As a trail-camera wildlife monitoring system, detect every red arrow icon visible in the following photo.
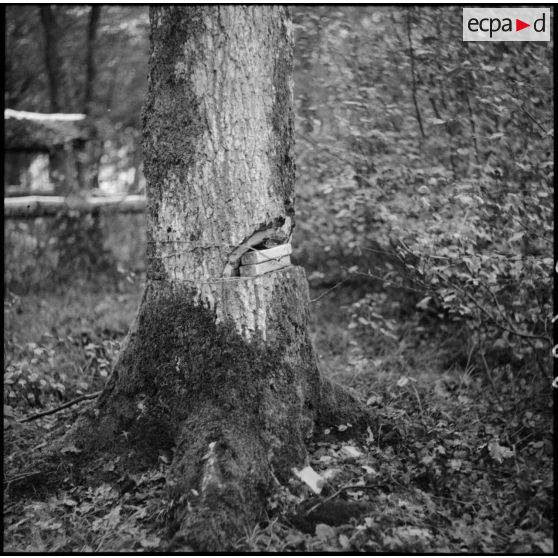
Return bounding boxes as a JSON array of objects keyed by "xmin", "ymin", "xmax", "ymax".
[{"xmin": 516, "ymin": 18, "xmax": 530, "ymax": 31}]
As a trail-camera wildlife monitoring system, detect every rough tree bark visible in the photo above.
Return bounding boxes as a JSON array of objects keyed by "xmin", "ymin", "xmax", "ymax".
[{"xmin": 70, "ymin": 6, "xmax": 369, "ymax": 551}]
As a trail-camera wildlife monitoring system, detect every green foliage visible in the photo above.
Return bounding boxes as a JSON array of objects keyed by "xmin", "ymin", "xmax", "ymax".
[
  {"xmin": 4, "ymin": 283, "xmax": 552, "ymax": 552},
  {"xmin": 3, "ymin": 471, "xmax": 166, "ymax": 552},
  {"xmin": 293, "ymin": 6, "xmax": 552, "ymax": 379},
  {"xmin": 3, "ymin": 287, "xmax": 138, "ymax": 413},
  {"xmin": 3, "ymin": 6, "xmax": 553, "ymax": 553}
]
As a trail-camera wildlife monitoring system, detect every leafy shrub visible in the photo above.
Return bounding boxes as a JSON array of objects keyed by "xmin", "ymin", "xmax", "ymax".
[{"xmin": 293, "ymin": 6, "xmax": 552, "ymax": 378}]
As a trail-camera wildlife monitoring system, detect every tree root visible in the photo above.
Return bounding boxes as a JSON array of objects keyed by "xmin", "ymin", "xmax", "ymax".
[
  {"xmin": 316, "ymin": 376, "xmax": 374, "ymax": 432},
  {"xmin": 39, "ymin": 271, "xmax": 375, "ymax": 550}
]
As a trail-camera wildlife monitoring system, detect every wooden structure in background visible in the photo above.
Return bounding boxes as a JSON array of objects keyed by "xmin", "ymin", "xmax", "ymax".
[
  {"xmin": 4, "ymin": 109, "xmax": 91, "ymax": 196},
  {"xmin": 4, "ymin": 194, "xmax": 146, "ymax": 219}
]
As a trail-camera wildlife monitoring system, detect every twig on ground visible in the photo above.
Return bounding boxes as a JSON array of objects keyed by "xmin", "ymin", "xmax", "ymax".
[
  {"xmin": 411, "ymin": 383, "xmax": 426, "ymax": 425},
  {"xmin": 430, "ymin": 494, "xmax": 478, "ymax": 508},
  {"xmin": 304, "ymin": 483, "xmax": 377, "ymax": 516},
  {"xmin": 81, "ymin": 356, "xmax": 95, "ymax": 376},
  {"xmin": 19, "ymin": 391, "xmax": 101, "ymax": 423},
  {"xmin": 520, "ymin": 103, "xmax": 548, "ymax": 135},
  {"xmin": 3, "ymin": 470, "xmax": 44, "ymax": 486}
]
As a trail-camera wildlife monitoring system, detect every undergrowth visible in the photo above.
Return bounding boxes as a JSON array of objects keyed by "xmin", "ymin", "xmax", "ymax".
[{"xmin": 3, "ymin": 278, "xmax": 553, "ymax": 553}]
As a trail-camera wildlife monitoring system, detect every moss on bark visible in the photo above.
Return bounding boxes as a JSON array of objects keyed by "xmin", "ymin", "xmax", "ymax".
[
  {"xmin": 56, "ymin": 7, "xmax": 374, "ymax": 550},
  {"xmin": 64, "ymin": 269, "xmax": 371, "ymax": 550}
]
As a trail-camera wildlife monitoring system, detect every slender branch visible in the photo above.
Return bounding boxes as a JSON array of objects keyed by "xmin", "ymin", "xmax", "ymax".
[
  {"xmin": 3, "ymin": 470, "xmax": 44, "ymax": 486},
  {"xmin": 406, "ymin": 9, "xmax": 426, "ymax": 139},
  {"xmin": 478, "ymin": 281, "xmax": 550, "ymax": 343},
  {"xmin": 480, "ymin": 350, "xmax": 502, "ymax": 404},
  {"xmin": 459, "ymin": 57, "xmax": 481, "ymax": 173},
  {"xmin": 19, "ymin": 391, "xmax": 101, "ymax": 423},
  {"xmin": 353, "ymin": 269, "xmax": 426, "ymax": 294},
  {"xmin": 391, "ymin": 239, "xmax": 551, "ymax": 344},
  {"xmin": 39, "ymin": 6, "xmax": 61, "ymax": 112},
  {"xmin": 465, "ymin": 85, "xmax": 480, "ymax": 170},
  {"xmin": 83, "ymin": 6, "xmax": 101, "ymax": 115},
  {"xmin": 310, "ymin": 279, "xmax": 350, "ymax": 303},
  {"xmin": 304, "ymin": 484, "xmax": 377, "ymax": 516},
  {"xmin": 436, "ymin": 272, "xmax": 550, "ymax": 343},
  {"xmin": 520, "ymin": 103, "xmax": 548, "ymax": 135}
]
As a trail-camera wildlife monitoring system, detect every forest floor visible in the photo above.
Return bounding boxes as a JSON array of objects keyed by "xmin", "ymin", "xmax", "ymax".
[{"xmin": 3, "ymin": 276, "xmax": 554, "ymax": 553}]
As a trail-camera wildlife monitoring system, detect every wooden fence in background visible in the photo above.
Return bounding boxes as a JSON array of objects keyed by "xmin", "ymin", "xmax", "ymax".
[{"xmin": 4, "ymin": 195, "xmax": 146, "ymax": 219}]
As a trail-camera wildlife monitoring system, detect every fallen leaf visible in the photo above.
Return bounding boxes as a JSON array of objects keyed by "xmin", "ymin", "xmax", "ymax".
[
  {"xmin": 285, "ymin": 532, "xmax": 305, "ymax": 548},
  {"xmin": 488, "ymin": 440, "xmax": 514, "ymax": 463},
  {"xmin": 395, "ymin": 526, "xmax": 433, "ymax": 541},
  {"xmin": 322, "ymin": 467, "xmax": 342, "ymax": 481},
  {"xmin": 341, "ymin": 446, "xmax": 362, "ymax": 459},
  {"xmin": 396, "ymin": 377, "xmax": 409, "ymax": 387},
  {"xmin": 338, "ymin": 533, "xmax": 350, "ymax": 549},
  {"xmin": 421, "ymin": 454, "xmax": 434, "ymax": 466},
  {"xmin": 315, "ymin": 523, "xmax": 336, "ymax": 542},
  {"xmin": 60, "ymin": 444, "xmax": 82, "ymax": 455},
  {"xmin": 449, "ymin": 458, "xmax": 462, "ymax": 471},
  {"xmin": 366, "ymin": 395, "xmax": 382, "ymax": 406},
  {"xmin": 92, "ymin": 505, "xmax": 121, "ymax": 532},
  {"xmin": 534, "ymin": 538, "xmax": 553, "ymax": 553},
  {"xmin": 140, "ymin": 535, "xmax": 161, "ymax": 548},
  {"xmin": 78, "ymin": 502, "xmax": 93, "ymax": 514}
]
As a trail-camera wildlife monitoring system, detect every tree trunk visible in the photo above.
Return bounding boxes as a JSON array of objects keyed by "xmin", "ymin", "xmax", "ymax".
[
  {"xmin": 72, "ymin": 6, "xmax": 369, "ymax": 550},
  {"xmin": 39, "ymin": 6, "xmax": 61, "ymax": 113},
  {"xmin": 39, "ymin": 5, "xmax": 79, "ymax": 195},
  {"xmin": 83, "ymin": 6, "xmax": 101, "ymax": 115},
  {"xmin": 81, "ymin": 6, "xmax": 102, "ymax": 190}
]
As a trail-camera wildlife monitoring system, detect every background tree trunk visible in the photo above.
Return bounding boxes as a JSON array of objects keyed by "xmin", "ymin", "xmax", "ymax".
[
  {"xmin": 40, "ymin": 6, "xmax": 74, "ymax": 194},
  {"xmin": 73, "ymin": 6, "xmax": 368, "ymax": 550},
  {"xmin": 80, "ymin": 5, "xmax": 102, "ymax": 191},
  {"xmin": 83, "ymin": 6, "xmax": 101, "ymax": 115},
  {"xmin": 39, "ymin": 6, "xmax": 61, "ymax": 113}
]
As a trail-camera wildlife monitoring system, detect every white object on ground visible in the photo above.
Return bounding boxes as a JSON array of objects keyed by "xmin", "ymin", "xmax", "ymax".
[
  {"xmin": 341, "ymin": 445, "xmax": 363, "ymax": 459},
  {"xmin": 292, "ymin": 465, "xmax": 326, "ymax": 494}
]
